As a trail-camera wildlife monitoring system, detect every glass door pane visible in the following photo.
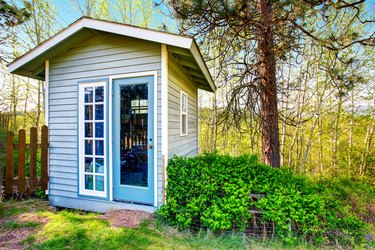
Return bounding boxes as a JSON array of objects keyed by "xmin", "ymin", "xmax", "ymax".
[{"xmin": 119, "ymin": 84, "xmax": 148, "ymax": 187}]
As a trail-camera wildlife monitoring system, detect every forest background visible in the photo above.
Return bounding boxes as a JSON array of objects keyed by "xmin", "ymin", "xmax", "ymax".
[{"xmin": 0, "ymin": 0, "xmax": 374, "ymax": 183}]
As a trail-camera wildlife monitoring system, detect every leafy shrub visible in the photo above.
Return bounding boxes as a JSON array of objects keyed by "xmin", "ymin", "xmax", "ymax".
[
  {"xmin": 35, "ymin": 188, "xmax": 48, "ymax": 200},
  {"xmin": 157, "ymin": 152, "xmax": 369, "ymax": 246}
]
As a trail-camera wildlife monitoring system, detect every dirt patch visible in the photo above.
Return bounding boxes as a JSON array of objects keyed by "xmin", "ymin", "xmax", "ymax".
[
  {"xmin": 16, "ymin": 213, "xmax": 49, "ymax": 225},
  {"xmin": 100, "ymin": 210, "xmax": 152, "ymax": 228},
  {"xmin": 0, "ymin": 209, "xmax": 50, "ymax": 249},
  {"xmin": 0, "ymin": 228, "xmax": 34, "ymax": 250},
  {"xmin": 0, "ymin": 213, "xmax": 49, "ymax": 250},
  {"xmin": 0, "ymin": 212, "xmax": 50, "ymax": 229},
  {"xmin": 364, "ymin": 202, "xmax": 375, "ymax": 223}
]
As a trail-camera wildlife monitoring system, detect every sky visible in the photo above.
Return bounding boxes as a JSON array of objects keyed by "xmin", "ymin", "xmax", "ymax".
[{"xmin": 51, "ymin": 0, "xmax": 178, "ymax": 32}]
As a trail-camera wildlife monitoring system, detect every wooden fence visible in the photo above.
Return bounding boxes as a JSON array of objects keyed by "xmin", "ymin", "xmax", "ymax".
[{"xmin": 1, "ymin": 126, "xmax": 48, "ymax": 196}]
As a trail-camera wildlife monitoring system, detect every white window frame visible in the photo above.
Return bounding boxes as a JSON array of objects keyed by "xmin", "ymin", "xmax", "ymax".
[
  {"xmin": 180, "ymin": 90, "xmax": 188, "ymax": 136},
  {"xmin": 78, "ymin": 81, "xmax": 107, "ymax": 198}
]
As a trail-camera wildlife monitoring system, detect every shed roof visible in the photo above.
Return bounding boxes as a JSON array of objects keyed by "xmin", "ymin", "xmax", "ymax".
[{"xmin": 8, "ymin": 17, "xmax": 215, "ymax": 92}]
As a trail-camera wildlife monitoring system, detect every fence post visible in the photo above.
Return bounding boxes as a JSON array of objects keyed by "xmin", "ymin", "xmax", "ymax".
[
  {"xmin": 5, "ymin": 132, "xmax": 14, "ymax": 195},
  {"xmin": 18, "ymin": 129, "xmax": 26, "ymax": 193},
  {"xmin": 41, "ymin": 125, "xmax": 48, "ymax": 191},
  {"xmin": 29, "ymin": 127, "xmax": 37, "ymax": 193}
]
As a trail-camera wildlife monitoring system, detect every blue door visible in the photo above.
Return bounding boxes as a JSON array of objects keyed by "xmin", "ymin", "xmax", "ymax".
[{"xmin": 113, "ymin": 76, "xmax": 154, "ymax": 204}]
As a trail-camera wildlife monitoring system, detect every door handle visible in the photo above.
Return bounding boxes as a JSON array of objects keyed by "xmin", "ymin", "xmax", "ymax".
[{"xmin": 147, "ymin": 144, "xmax": 153, "ymax": 149}]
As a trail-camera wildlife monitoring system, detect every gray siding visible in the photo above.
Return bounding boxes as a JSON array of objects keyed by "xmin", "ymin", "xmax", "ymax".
[
  {"xmin": 48, "ymin": 33, "xmax": 163, "ymax": 206},
  {"xmin": 168, "ymin": 55, "xmax": 198, "ymax": 157}
]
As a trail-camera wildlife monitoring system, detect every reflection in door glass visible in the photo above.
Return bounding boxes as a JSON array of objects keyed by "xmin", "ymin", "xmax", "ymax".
[{"xmin": 120, "ymin": 84, "xmax": 148, "ymax": 187}]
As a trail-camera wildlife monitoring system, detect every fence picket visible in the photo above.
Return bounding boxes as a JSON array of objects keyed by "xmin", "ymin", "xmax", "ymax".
[
  {"xmin": 41, "ymin": 125, "xmax": 48, "ymax": 191},
  {"xmin": 2, "ymin": 126, "xmax": 48, "ymax": 196},
  {"xmin": 17, "ymin": 129, "xmax": 26, "ymax": 193},
  {"xmin": 5, "ymin": 132, "xmax": 14, "ymax": 195},
  {"xmin": 29, "ymin": 127, "xmax": 37, "ymax": 193}
]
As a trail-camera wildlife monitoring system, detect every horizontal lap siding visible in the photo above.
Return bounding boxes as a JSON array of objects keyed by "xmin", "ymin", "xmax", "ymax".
[
  {"xmin": 168, "ymin": 56, "xmax": 198, "ymax": 157},
  {"xmin": 48, "ymin": 33, "xmax": 162, "ymax": 202}
]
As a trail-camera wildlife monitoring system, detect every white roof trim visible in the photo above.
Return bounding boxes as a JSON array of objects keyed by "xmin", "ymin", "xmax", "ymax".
[
  {"xmin": 84, "ymin": 19, "xmax": 193, "ymax": 49},
  {"xmin": 8, "ymin": 17, "xmax": 193, "ymax": 73},
  {"xmin": 9, "ymin": 20, "xmax": 82, "ymax": 73},
  {"xmin": 8, "ymin": 17, "xmax": 215, "ymax": 92}
]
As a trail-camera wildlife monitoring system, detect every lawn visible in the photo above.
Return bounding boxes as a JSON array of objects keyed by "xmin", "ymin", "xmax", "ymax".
[{"xmin": 0, "ymin": 199, "xmax": 328, "ymax": 250}]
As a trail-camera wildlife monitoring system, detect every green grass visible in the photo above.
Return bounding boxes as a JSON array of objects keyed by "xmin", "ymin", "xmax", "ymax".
[
  {"xmin": 3, "ymin": 220, "xmax": 41, "ymax": 229},
  {"xmin": 28, "ymin": 210, "xmax": 260, "ymax": 249},
  {"xmin": 0, "ymin": 199, "xmax": 337, "ymax": 249},
  {"xmin": 0, "ymin": 199, "xmax": 37, "ymax": 218}
]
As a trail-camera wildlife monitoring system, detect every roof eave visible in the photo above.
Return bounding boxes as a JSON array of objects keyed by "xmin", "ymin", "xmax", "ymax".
[
  {"xmin": 8, "ymin": 17, "xmax": 216, "ymax": 92},
  {"xmin": 189, "ymin": 42, "xmax": 216, "ymax": 92},
  {"xmin": 8, "ymin": 17, "xmax": 193, "ymax": 73}
]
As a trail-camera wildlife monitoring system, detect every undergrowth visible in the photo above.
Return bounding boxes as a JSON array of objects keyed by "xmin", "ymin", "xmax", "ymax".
[{"xmin": 157, "ymin": 152, "xmax": 374, "ymax": 247}]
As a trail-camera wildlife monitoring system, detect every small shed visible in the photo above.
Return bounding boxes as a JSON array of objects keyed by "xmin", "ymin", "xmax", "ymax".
[{"xmin": 8, "ymin": 17, "xmax": 215, "ymax": 212}]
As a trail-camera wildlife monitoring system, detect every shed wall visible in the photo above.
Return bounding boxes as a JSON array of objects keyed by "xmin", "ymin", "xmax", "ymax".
[
  {"xmin": 167, "ymin": 54, "xmax": 198, "ymax": 157},
  {"xmin": 47, "ymin": 33, "xmax": 163, "ymax": 206}
]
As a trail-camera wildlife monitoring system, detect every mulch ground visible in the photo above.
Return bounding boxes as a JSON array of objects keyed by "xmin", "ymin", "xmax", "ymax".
[
  {"xmin": 0, "ymin": 228, "xmax": 35, "ymax": 250},
  {"xmin": 0, "ymin": 212, "xmax": 50, "ymax": 250},
  {"xmin": 99, "ymin": 209, "xmax": 152, "ymax": 228}
]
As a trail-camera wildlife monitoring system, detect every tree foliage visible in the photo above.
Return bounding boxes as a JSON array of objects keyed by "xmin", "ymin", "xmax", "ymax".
[
  {"xmin": 168, "ymin": 0, "xmax": 375, "ymax": 167},
  {"xmin": 0, "ymin": 0, "xmax": 31, "ymax": 61},
  {"xmin": 0, "ymin": 0, "xmax": 31, "ymax": 29}
]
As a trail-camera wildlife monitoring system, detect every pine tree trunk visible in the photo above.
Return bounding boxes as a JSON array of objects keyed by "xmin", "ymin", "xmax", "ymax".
[{"xmin": 257, "ymin": 0, "xmax": 280, "ymax": 167}]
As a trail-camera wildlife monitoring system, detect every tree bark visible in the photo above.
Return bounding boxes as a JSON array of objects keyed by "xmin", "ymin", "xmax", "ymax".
[{"xmin": 257, "ymin": 0, "xmax": 280, "ymax": 167}]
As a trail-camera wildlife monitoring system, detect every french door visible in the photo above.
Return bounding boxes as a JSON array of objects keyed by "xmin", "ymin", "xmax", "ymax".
[{"xmin": 112, "ymin": 75, "xmax": 154, "ymax": 204}]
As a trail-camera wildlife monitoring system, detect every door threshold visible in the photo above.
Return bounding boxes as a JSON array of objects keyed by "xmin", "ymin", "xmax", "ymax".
[{"xmin": 113, "ymin": 199, "xmax": 154, "ymax": 207}]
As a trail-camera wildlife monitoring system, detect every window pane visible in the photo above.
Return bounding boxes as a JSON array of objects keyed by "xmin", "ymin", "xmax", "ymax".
[
  {"xmin": 95, "ymin": 175, "xmax": 104, "ymax": 191},
  {"xmin": 95, "ymin": 104, "xmax": 104, "ymax": 120},
  {"xmin": 85, "ymin": 175, "xmax": 94, "ymax": 190},
  {"xmin": 181, "ymin": 93, "xmax": 187, "ymax": 112},
  {"xmin": 95, "ymin": 86, "xmax": 104, "ymax": 102},
  {"xmin": 85, "ymin": 105, "xmax": 93, "ymax": 120},
  {"xmin": 119, "ymin": 84, "xmax": 148, "ymax": 187},
  {"xmin": 85, "ymin": 122, "xmax": 93, "ymax": 137},
  {"xmin": 81, "ymin": 84, "xmax": 106, "ymax": 195},
  {"xmin": 85, "ymin": 140, "xmax": 93, "ymax": 155},
  {"xmin": 85, "ymin": 87, "xmax": 93, "ymax": 103},
  {"xmin": 131, "ymin": 100, "xmax": 138, "ymax": 107},
  {"xmin": 95, "ymin": 158, "xmax": 104, "ymax": 173},
  {"xmin": 140, "ymin": 100, "xmax": 148, "ymax": 106},
  {"xmin": 95, "ymin": 122, "xmax": 104, "ymax": 138},
  {"xmin": 95, "ymin": 140, "xmax": 104, "ymax": 156},
  {"xmin": 85, "ymin": 157, "xmax": 93, "ymax": 172},
  {"xmin": 182, "ymin": 114, "xmax": 187, "ymax": 134}
]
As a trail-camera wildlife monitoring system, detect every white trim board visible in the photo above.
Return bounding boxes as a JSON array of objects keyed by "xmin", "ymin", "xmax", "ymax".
[
  {"xmin": 161, "ymin": 45, "xmax": 168, "ymax": 156},
  {"xmin": 44, "ymin": 60, "xmax": 50, "ymax": 195},
  {"xmin": 108, "ymin": 71, "xmax": 158, "ymax": 207},
  {"xmin": 44, "ymin": 60, "xmax": 49, "ymax": 125},
  {"xmin": 161, "ymin": 44, "xmax": 168, "ymax": 205}
]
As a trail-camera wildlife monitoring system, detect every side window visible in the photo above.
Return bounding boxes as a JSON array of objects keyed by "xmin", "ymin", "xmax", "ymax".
[
  {"xmin": 79, "ymin": 82, "xmax": 107, "ymax": 197},
  {"xmin": 180, "ymin": 91, "xmax": 188, "ymax": 136}
]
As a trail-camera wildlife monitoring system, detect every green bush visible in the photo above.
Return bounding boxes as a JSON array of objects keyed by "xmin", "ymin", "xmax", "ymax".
[{"xmin": 157, "ymin": 153, "xmax": 369, "ymax": 246}]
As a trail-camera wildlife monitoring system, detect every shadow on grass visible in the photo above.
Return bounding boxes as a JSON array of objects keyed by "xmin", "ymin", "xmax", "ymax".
[
  {"xmin": 28, "ymin": 211, "xmax": 180, "ymax": 249},
  {"xmin": 28, "ymin": 210, "xmax": 266, "ymax": 249}
]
